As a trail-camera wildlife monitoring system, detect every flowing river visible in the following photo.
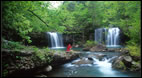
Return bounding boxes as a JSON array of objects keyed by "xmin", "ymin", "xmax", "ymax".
[{"xmin": 46, "ymin": 50, "xmax": 141, "ymax": 77}]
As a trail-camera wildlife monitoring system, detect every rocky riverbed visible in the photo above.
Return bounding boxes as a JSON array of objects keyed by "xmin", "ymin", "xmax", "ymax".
[
  {"xmin": 82, "ymin": 44, "xmax": 141, "ymax": 72},
  {"xmin": 82, "ymin": 44, "xmax": 128, "ymax": 53}
]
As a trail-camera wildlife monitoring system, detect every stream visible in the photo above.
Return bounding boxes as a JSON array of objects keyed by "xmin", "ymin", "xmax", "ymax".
[{"xmin": 46, "ymin": 48, "xmax": 141, "ymax": 77}]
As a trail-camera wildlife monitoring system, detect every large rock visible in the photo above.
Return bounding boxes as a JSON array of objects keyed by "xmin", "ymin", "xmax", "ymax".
[
  {"xmin": 72, "ymin": 58, "xmax": 93, "ymax": 65},
  {"xmin": 82, "ymin": 48, "xmax": 90, "ymax": 51},
  {"xmin": 123, "ymin": 56, "xmax": 132, "ymax": 62},
  {"xmin": 112, "ymin": 55, "xmax": 133, "ymax": 70},
  {"xmin": 37, "ymin": 65, "xmax": 52, "ymax": 74},
  {"xmin": 112, "ymin": 56, "xmax": 124, "ymax": 68},
  {"xmin": 87, "ymin": 54, "xmax": 106, "ymax": 61},
  {"xmin": 89, "ymin": 44, "xmax": 106, "ymax": 52}
]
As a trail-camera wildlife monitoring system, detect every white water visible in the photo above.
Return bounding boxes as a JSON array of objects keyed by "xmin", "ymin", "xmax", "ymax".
[
  {"xmin": 107, "ymin": 28, "xmax": 120, "ymax": 47},
  {"xmin": 62, "ymin": 56, "xmax": 119, "ymax": 77},
  {"xmin": 92, "ymin": 57, "xmax": 116, "ymax": 76},
  {"xmin": 95, "ymin": 27, "xmax": 120, "ymax": 47},
  {"xmin": 47, "ymin": 52, "xmax": 141, "ymax": 77},
  {"xmin": 47, "ymin": 32, "xmax": 64, "ymax": 48}
]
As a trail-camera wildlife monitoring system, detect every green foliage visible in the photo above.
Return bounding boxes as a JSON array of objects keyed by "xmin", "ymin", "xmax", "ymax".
[
  {"xmin": 118, "ymin": 61, "xmax": 126, "ymax": 70},
  {"xmin": 2, "ymin": 1, "xmax": 50, "ymax": 43},
  {"xmin": 126, "ymin": 45, "xmax": 140, "ymax": 57},
  {"xmin": 2, "ymin": 69, "xmax": 8, "ymax": 77},
  {"xmin": 33, "ymin": 47, "xmax": 53, "ymax": 62},
  {"xmin": 2, "ymin": 39, "xmax": 25, "ymax": 50},
  {"xmin": 131, "ymin": 61, "xmax": 140, "ymax": 71},
  {"xmin": 84, "ymin": 40, "xmax": 97, "ymax": 48},
  {"xmin": 2, "ymin": 1, "xmax": 140, "ymax": 47}
]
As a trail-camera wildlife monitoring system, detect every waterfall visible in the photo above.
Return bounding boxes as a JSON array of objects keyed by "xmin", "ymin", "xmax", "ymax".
[
  {"xmin": 95, "ymin": 27, "xmax": 120, "ymax": 47},
  {"xmin": 95, "ymin": 28, "xmax": 106, "ymax": 44},
  {"xmin": 47, "ymin": 32, "xmax": 64, "ymax": 48},
  {"xmin": 107, "ymin": 28, "xmax": 120, "ymax": 47}
]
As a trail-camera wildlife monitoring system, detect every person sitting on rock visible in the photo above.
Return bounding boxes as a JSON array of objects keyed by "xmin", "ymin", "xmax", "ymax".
[{"xmin": 66, "ymin": 44, "xmax": 72, "ymax": 52}]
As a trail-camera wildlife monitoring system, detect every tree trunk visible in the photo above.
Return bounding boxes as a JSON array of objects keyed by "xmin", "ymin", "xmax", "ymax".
[
  {"xmin": 82, "ymin": 31, "xmax": 85, "ymax": 43},
  {"xmin": 73, "ymin": 34, "xmax": 74, "ymax": 45}
]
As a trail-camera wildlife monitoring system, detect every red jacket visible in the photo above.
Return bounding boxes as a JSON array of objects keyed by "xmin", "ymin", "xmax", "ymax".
[{"xmin": 66, "ymin": 44, "xmax": 72, "ymax": 51}]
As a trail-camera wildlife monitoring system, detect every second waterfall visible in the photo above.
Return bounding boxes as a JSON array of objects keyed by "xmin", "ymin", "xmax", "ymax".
[{"xmin": 95, "ymin": 27, "xmax": 120, "ymax": 47}]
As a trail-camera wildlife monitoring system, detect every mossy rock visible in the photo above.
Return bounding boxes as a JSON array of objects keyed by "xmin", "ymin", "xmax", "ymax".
[{"xmin": 115, "ymin": 61, "xmax": 126, "ymax": 70}]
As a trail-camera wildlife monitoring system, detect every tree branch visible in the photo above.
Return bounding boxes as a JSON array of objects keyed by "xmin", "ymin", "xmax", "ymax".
[{"xmin": 28, "ymin": 9, "xmax": 49, "ymax": 27}]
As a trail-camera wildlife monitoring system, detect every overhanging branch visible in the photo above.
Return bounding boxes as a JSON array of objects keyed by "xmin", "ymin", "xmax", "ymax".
[{"xmin": 28, "ymin": 9, "xmax": 49, "ymax": 27}]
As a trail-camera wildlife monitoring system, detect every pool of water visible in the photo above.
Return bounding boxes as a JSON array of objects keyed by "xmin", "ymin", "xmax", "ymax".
[
  {"xmin": 46, "ymin": 51, "xmax": 141, "ymax": 77},
  {"xmin": 47, "ymin": 64, "xmax": 141, "ymax": 77}
]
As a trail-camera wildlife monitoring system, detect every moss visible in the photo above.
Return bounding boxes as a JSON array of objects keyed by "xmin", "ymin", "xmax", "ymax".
[
  {"xmin": 116, "ymin": 61, "xmax": 126, "ymax": 70},
  {"xmin": 131, "ymin": 61, "xmax": 141, "ymax": 71}
]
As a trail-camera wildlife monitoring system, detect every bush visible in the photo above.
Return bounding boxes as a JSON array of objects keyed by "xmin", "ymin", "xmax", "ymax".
[
  {"xmin": 84, "ymin": 40, "xmax": 97, "ymax": 48},
  {"xmin": 118, "ymin": 61, "xmax": 126, "ymax": 70},
  {"xmin": 33, "ymin": 47, "xmax": 53, "ymax": 63},
  {"xmin": 2, "ymin": 39, "xmax": 25, "ymax": 50},
  {"xmin": 126, "ymin": 45, "xmax": 140, "ymax": 57}
]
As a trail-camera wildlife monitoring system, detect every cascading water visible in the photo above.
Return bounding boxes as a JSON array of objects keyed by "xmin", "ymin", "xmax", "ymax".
[
  {"xmin": 95, "ymin": 27, "xmax": 120, "ymax": 47},
  {"xmin": 47, "ymin": 32, "xmax": 64, "ymax": 48},
  {"xmin": 46, "ymin": 52, "xmax": 140, "ymax": 77},
  {"xmin": 107, "ymin": 28, "xmax": 120, "ymax": 47},
  {"xmin": 95, "ymin": 28, "xmax": 105, "ymax": 44}
]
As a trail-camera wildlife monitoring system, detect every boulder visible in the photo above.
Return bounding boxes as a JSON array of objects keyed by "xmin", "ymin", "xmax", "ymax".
[
  {"xmin": 74, "ymin": 45, "xmax": 79, "ymax": 48},
  {"xmin": 123, "ymin": 56, "xmax": 132, "ymax": 62},
  {"xmin": 90, "ymin": 47, "xmax": 97, "ymax": 52},
  {"xmin": 87, "ymin": 54, "xmax": 106, "ymax": 61},
  {"xmin": 43, "ymin": 65, "xmax": 52, "ymax": 72},
  {"xmin": 95, "ymin": 54, "xmax": 107, "ymax": 61},
  {"xmin": 89, "ymin": 44, "xmax": 106, "ymax": 52},
  {"xmin": 121, "ymin": 56, "xmax": 133, "ymax": 68},
  {"xmin": 88, "ymin": 57, "xmax": 94, "ymax": 61},
  {"xmin": 72, "ymin": 58, "xmax": 93, "ymax": 65},
  {"xmin": 82, "ymin": 48, "xmax": 90, "ymax": 51},
  {"xmin": 131, "ymin": 61, "xmax": 141, "ymax": 71},
  {"xmin": 112, "ymin": 56, "xmax": 124, "ymax": 68},
  {"xmin": 107, "ymin": 48, "xmax": 115, "ymax": 52}
]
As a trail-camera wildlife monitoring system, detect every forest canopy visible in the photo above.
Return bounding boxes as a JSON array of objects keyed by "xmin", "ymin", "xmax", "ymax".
[{"xmin": 2, "ymin": 1, "xmax": 141, "ymax": 46}]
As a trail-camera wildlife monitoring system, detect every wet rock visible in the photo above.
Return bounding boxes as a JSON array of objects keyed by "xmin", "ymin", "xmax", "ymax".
[
  {"xmin": 88, "ymin": 57, "xmax": 94, "ymax": 61},
  {"xmin": 123, "ymin": 56, "xmax": 132, "ymax": 62},
  {"xmin": 43, "ymin": 65, "xmax": 52, "ymax": 72},
  {"xmin": 89, "ymin": 44, "xmax": 106, "ymax": 52},
  {"xmin": 87, "ymin": 54, "xmax": 106, "ymax": 61},
  {"xmin": 36, "ymin": 65, "xmax": 52, "ymax": 74},
  {"xmin": 96, "ymin": 54, "xmax": 107, "ymax": 61},
  {"xmin": 112, "ymin": 56, "xmax": 124, "ymax": 68},
  {"xmin": 108, "ymin": 56, "xmax": 118, "ymax": 63},
  {"xmin": 131, "ymin": 61, "xmax": 141, "ymax": 71},
  {"xmin": 82, "ymin": 48, "xmax": 90, "ymax": 51},
  {"xmin": 121, "ymin": 56, "xmax": 133, "ymax": 68},
  {"xmin": 107, "ymin": 48, "xmax": 115, "ymax": 52},
  {"xmin": 74, "ymin": 44, "xmax": 79, "ymax": 48},
  {"xmin": 72, "ymin": 58, "xmax": 93, "ymax": 65},
  {"xmin": 87, "ymin": 54, "xmax": 96, "ymax": 58}
]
